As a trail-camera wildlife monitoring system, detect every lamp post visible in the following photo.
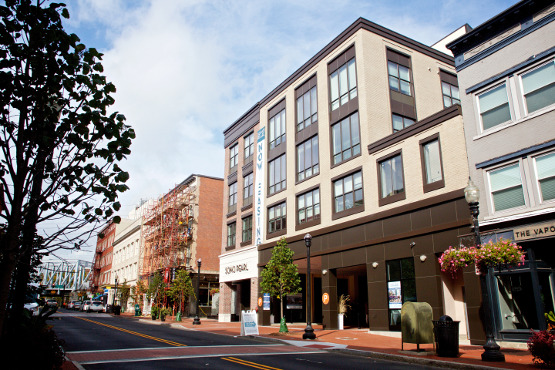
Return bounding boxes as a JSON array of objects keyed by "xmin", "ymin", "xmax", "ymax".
[
  {"xmin": 113, "ymin": 275, "xmax": 118, "ymax": 307},
  {"xmin": 464, "ymin": 178, "xmax": 505, "ymax": 362},
  {"xmin": 303, "ymin": 233, "xmax": 316, "ymax": 340},
  {"xmin": 193, "ymin": 258, "xmax": 202, "ymax": 325}
]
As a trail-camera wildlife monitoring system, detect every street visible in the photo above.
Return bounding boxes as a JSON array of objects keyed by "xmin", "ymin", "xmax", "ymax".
[{"xmin": 52, "ymin": 310, "xmax": 439, "ymax": 369}]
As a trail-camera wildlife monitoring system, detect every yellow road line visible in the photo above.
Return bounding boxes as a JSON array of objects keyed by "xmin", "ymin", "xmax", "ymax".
[
  {"xmin": 222, "ymin": 356, "xmax": 282, "ymax": 370},
  {"xmin": 75, "ymin": 316, "xmax": 186, "ymax": 347}
]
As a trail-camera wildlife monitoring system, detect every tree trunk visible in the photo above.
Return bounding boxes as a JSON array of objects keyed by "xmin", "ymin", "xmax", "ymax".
[{"xmin": 0, "ymin": 254, "xmax": 18, "ymax": 337}]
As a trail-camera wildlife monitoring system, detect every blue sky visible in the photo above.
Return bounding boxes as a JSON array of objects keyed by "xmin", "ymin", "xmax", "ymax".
[{"xmin": 55, "ymin": 0, "xmax": 519, "ymax": 261}]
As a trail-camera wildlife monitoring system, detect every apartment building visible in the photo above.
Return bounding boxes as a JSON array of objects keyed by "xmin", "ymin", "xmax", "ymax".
[
  {"xmin": 448, "ymin": 0, "xmax": 555, "ymax": 343},
  {"xmin": 219, "ymin": 105, "xmax": 260, "ymax": 322},
  {"xmin": 223, "ymin": 17, "xmax": 475, "ymax": 332},
  {"xmin": 140, "ymin": 174, "xmax": 224, "ymax": 317},
  {"xmin": 111, "ymin": 216, "xmax": 141, "ymax": 310},
  {"xmin": 91, "ymin": 218, "xmax": 133, "ymax": 303}
]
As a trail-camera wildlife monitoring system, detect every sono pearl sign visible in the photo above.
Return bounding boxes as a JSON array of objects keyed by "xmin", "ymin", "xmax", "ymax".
[{"xmin": 220, "ymin": 246, "xmax": 257, "ymax": 283}]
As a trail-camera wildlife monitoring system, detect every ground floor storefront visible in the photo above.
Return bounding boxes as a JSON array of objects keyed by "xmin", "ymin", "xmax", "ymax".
[{"xmin": 219, "ymin": 245, "xmax": 259, "ymax": 322}]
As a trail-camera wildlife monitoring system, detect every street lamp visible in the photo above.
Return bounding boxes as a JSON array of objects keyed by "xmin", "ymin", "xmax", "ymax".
[
  {"xmin": 193, "ymin": 258, "xmax": 202, "ymax": 325},
  {"xmin": 113, "ymin": 275, "xmax": 119, "ymax": 307},
  {"xmin": 464, "ymin": 178, "xmax": 505, "ymax": 362},
  {"xmin": 303, "ymin": 233, "xmax": 316, "ymax": 340}
]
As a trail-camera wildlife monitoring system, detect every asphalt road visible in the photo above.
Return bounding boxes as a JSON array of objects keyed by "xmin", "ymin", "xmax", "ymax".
[{"xmin": 52, "ymin": 310, "xmax": 438, "ymax": 369}]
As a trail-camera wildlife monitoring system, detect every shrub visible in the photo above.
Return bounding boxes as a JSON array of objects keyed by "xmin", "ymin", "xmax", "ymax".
[{"xmin": 527, "ymin": 330, "xmax": 555, "ymax": 368}]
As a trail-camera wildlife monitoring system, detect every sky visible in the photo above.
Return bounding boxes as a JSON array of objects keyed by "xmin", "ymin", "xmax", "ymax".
[{"xmin": 52, "ymin": 0, "xmax": 519, "ymax": 262}]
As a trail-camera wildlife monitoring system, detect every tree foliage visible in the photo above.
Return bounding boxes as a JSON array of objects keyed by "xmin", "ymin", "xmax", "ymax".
[
  {"xmin": 0, "ymin": 0, "xmax": 134, "ymax": 336},
  {"xmin": 167, "ymin": 269, "xmax": 193, "ymax": 314},
  {"xmin": 118, "ymin": 280, "xmax": 130, "ymax": 309},
  {"xmin": 147, "ymin": 272, "xmax": 166, "ymax": 307},
  {"xmin": 259, "ymin": 238, "xmax": 301, "ymax": 319}
]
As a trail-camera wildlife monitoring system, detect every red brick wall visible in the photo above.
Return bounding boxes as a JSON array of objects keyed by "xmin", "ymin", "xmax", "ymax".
[{"xmin": 196, "ymin": 176, "xmax": 224, "ymax": 274}]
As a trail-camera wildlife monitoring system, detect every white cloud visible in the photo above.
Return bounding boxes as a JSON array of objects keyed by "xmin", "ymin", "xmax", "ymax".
[{"xmin": 58, "ymin": 0, "xmax": 518, "ymax": 262}]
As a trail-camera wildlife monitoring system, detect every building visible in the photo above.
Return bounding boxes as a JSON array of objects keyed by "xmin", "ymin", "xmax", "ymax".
[
  {"xmin": 91, "ymin": 218, "xmax": 133, "ymax": 303},
  {"xmin": 219, "ymin": 105, "xmax": 260, "ymax": 322},
  {"xmin": 448, "ymin": 0, "xmax": 555, "ymax": 343},
  {"xmin": 224, "ymin": 17, "xmax": 474, "ymax": 332},
  {"xmin": 111, "ymin": 216, "xmax": 141, "ymax": 311},
  {"xmin": 139, "ymin": 174, "xmax": 223, "ymax": 317}
]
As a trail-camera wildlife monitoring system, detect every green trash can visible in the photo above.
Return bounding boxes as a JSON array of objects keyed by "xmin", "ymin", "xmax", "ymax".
[
  {"xmin": 176, "ymin": 311, "xmax": 182, "ymax": 322},
  {"xmin": 134, "ymin": 304, "xmax": 141, "ymax": 317}
]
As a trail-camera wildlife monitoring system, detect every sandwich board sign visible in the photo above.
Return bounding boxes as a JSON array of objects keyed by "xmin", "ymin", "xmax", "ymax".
[{"xmin": 240, "ymin": 310, "xmax": 259, "ymax": 336}]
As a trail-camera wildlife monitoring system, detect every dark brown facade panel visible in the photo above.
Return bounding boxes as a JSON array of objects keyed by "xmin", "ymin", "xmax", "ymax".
[
  {"xmin": 341, "ymin": 248, "xmax": 367, "ymax": 268},
  {"xmin": 415, "ymin": 275, "xmax": 443, "ymax": 308},
  {"xmin": 439, "ymin": 69, "xmax": 458, "ymax": 86},
  {"xmin": 410, "ymin": 208, "xmax": 433, "ymax": 230},
  {"xmin": 368, "ymin": 105, "xmax": 461, "ymax": 155},
  {"xmin": 295, "ymin": 122, "xmax": 318, "ymax": 145},
  {"xmin": 386, "ymin": 48, "xmax": 411, "ymax": 67},
  {"xmin": 364, "ymin": 221, "xmax": 384, "ymax": 241},
  {"xmin": 258, "ymin": 189, "xmax": 467, "ymax": 252},
  {"xmin": 295, "ymin": 73, "xmax": 317, "ymax": 98},
  {"xmin": 430, "ymin": 201, "xmax": 459, "ymax": 226},
  {"xmin": 414, "ymin": 250, "xmax": 440, "ymax": 277},
  {"xmin": 328, "ymin": 44, "xmax": 356, "ymax": 74},
  {"xmin": 382, "ymin": 213, "xmax": 412, "ymax": 238},
  {"xmin": 390, "ymin": 94, "xmax": 416, "ymax": 119},
  {"xmin": 268, "ymin": 98, "xmax": 286, "ymax": 118},
  {"xmin": 410, "ymin": 234, "xmax": 435, "ymax": 256},
  {"xmin": 340, "ymin": 224, "xmax": 366, "ymax": 246},
  {"xmin": 383, "ymin": 239, "xmax": 411, "ymax": 260},
  {"xmin": 365, "ymin": 244, "xmax": 386, "ymax": 266},
  {"xmin": 242, "ymin": 161, "xmax": 253, "ymax": 175},
  {"xmin": 227, "ymin": 171, "xmax": 237, "ymax": 184},
  {"xmin": 368, "ymin": 309, "xmax": 390, "ymax": 331},
  {"xmin": 329, "ymin": 98, "xmax": 358, "ymax": 124}
]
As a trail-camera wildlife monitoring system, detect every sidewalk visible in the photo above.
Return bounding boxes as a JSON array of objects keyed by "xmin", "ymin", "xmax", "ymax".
[{"xmin": 123, "ymin": 313, "xmax": 537, "ymax": 369}]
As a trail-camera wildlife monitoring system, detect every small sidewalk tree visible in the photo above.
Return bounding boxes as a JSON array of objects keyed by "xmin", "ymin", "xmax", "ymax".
[
  {"xmin": 260, "ymin": 238, "xmax": 301, "ymax": 332},
  {"xmin": 168, "ymin": 269, "xmax": 193, "ymax": 319}
]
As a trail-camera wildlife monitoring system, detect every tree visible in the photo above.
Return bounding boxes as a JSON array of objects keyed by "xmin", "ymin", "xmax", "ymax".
[
  {"xmin": 118, "ymin": 280, "xmax": 130, "ymax": 309},
  {"xmin": 133, "ymin": 279, "xmax": 147, "ymax": 308},
  {"xmin": 0, "ymin": 0, "xmax": 134, "ymax": 335},
  {"xmin": 147, "ymin": 272, "xmax": 166, "ymax": 308},
  {"xmin": 167, "ymin": 269, "xmax": 193, "ymax": 314},
  {"xmin": 260, "ymin": 238, "xmax": 301, "ymax": 321}
]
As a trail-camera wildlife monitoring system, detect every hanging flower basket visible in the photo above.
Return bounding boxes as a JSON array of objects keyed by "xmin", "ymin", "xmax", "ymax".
[
  {"xmin": 438, "ymin": 239, "xmax": 525, "ymax": 278},
  {"xmin": 474, "ymin": 238, "xmax": 525, "ymax": 273},
  {"xmin": 438, "ymin": 246, "xmax": 476, "ymax": 278}
]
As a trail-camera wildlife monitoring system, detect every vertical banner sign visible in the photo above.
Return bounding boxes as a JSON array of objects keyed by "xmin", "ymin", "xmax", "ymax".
[{"xmin": 254, "ymin": 127, "xmax": 266, "ymax": 247}]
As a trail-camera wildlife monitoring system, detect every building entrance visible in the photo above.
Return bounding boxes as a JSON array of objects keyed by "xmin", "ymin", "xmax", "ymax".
[{"xmin": 336, "ymin": 265, "xmax": 368, "ymax": 328}]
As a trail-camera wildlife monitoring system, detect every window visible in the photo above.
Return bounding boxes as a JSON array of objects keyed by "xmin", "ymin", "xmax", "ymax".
[
  {"xmin": 298, "ymin": 189, "xmax": 320, "ymax": 224},
  {"xmin": 478, "ymin": 83, "xmax": 511, "ymax": 130},
  {"xmin": 420, "ymin": 136, "xmax": 444, "ymax": 192},
  {"xmin": 534, "ymin": 152, "xmax": 555, "ymax": 202},
  {"xmin": 388, "ymin": 61, "xmax": 411, "ymax": 96},
  {"xmin": 489, "ymin": 163, "xmax": 525, "ymax": 212},
  {"xmin": 442, "ymin": 82, "xmax": 460, "ymax": 107},
  {"xmin": 268, "ymin": 202, "xmax": 286, "ymax": 234},
  {"xmin": 242, "ymin": 216, "xmax": 252, "ymax": 243},
  {"xmin": 440, "ymin": 70, "xmax": 460, "ymax": 108},
  {"xmin": 297, "ymin": 136, "xmax": 319, "ymax": 181},
  {"xmin": 227, "ymin": 222, "xmax": 236, "ymax": 248},
  {"xmin": 268, "ymin": 155, "xmax": 286, "ymax": 195},
  {"xmin": 521, "ymin": 61, "xmax": 555, "ymax": 114},
  {"xmin": 269, "ymin": 108, "xmax": 286, "ymax": 149},
  {"xmin": 334, "ymin": 171, "xmax": 363, "ymax": 213},
  {"xmin": 378, "ymin": 153, "xmax": 405, "ymax": 204},
  {"xmin": 331, "ymin": 112, "xmax": 360, "ymax": 165},
  {"xmin": 330, "ymin": 58, "xmax": 357, "ymax": 111},
  {"xmin": 243, "ymin": 173, "xmax": 253, "ymax": 206},
  {"xmin": 297, "ymin": 86, "xmax": 317, "ymax": 131},
  {"xmin": 229, "ymin": 144, "xmax": 239, "ymax": 169},
  {"xmin": 386, "ymin": 258, "xmax": 416, "ymax": 331},
  {"xmin": 228, "ymin": 182, "xmax": 237, "ymax": 212},
  {"xmin": 244, "ymin": 132, "xmax": 254, "ymax": 159},
  {"xmin": 392, "ymin": 114, "xmax": 415, "ymax": 133}
]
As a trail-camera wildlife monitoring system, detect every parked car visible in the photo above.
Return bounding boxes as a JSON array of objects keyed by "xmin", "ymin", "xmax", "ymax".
[
  {"xmin": 24, "ymin": 302, "xmax": 39, "ymax": 316},
  {"xmin": 89, "ymin": 301, "xmax": 104, "ymax": 313},
  {"xmin": 67, "ymin": 300, "xmax": 77, "ymax": 309},
  {"xmin": 80, "ymin": 300, "xmax": 91, "ymax": 311},
  {"xmin": 73, "ymin": 301, "xmax": 82, "ymax": 311},
  {"xmin": 46, "ymin": 299, "xmax": 58, "ymax": 307}
]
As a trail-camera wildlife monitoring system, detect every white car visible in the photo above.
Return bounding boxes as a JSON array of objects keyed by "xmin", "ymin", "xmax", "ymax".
[
  {"xmin": 89, "ymin": 301, "xmax": 104, "ymax": 312},
  {"xmin": 81, "ymin": 300, "xmax": 91, "ymax": 311},
  {"xmin": 24, "ymin": 302, "xmax": 39, "ymax": 316}
]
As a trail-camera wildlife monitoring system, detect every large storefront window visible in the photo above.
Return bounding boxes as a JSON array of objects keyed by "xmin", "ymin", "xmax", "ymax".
[{"xmin": 386, "ymin": 258, "xmax": 416, "ymax": 331}]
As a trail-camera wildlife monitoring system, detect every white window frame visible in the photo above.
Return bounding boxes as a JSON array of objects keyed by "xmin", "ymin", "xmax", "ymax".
[
  {"xmin": 518, "ymin": 59, "xmax": 555, "ymax": 116},
  {"xmin": 532, "ymin": 150, "xmax": 555, "ymax": 205},
  {"xmin": 475, "ymin": 81, "xmax": 513, "ymax": 133},
  {"xmin": 486, "ymin": 160, "xmax": 528, "ymax": 214}
]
